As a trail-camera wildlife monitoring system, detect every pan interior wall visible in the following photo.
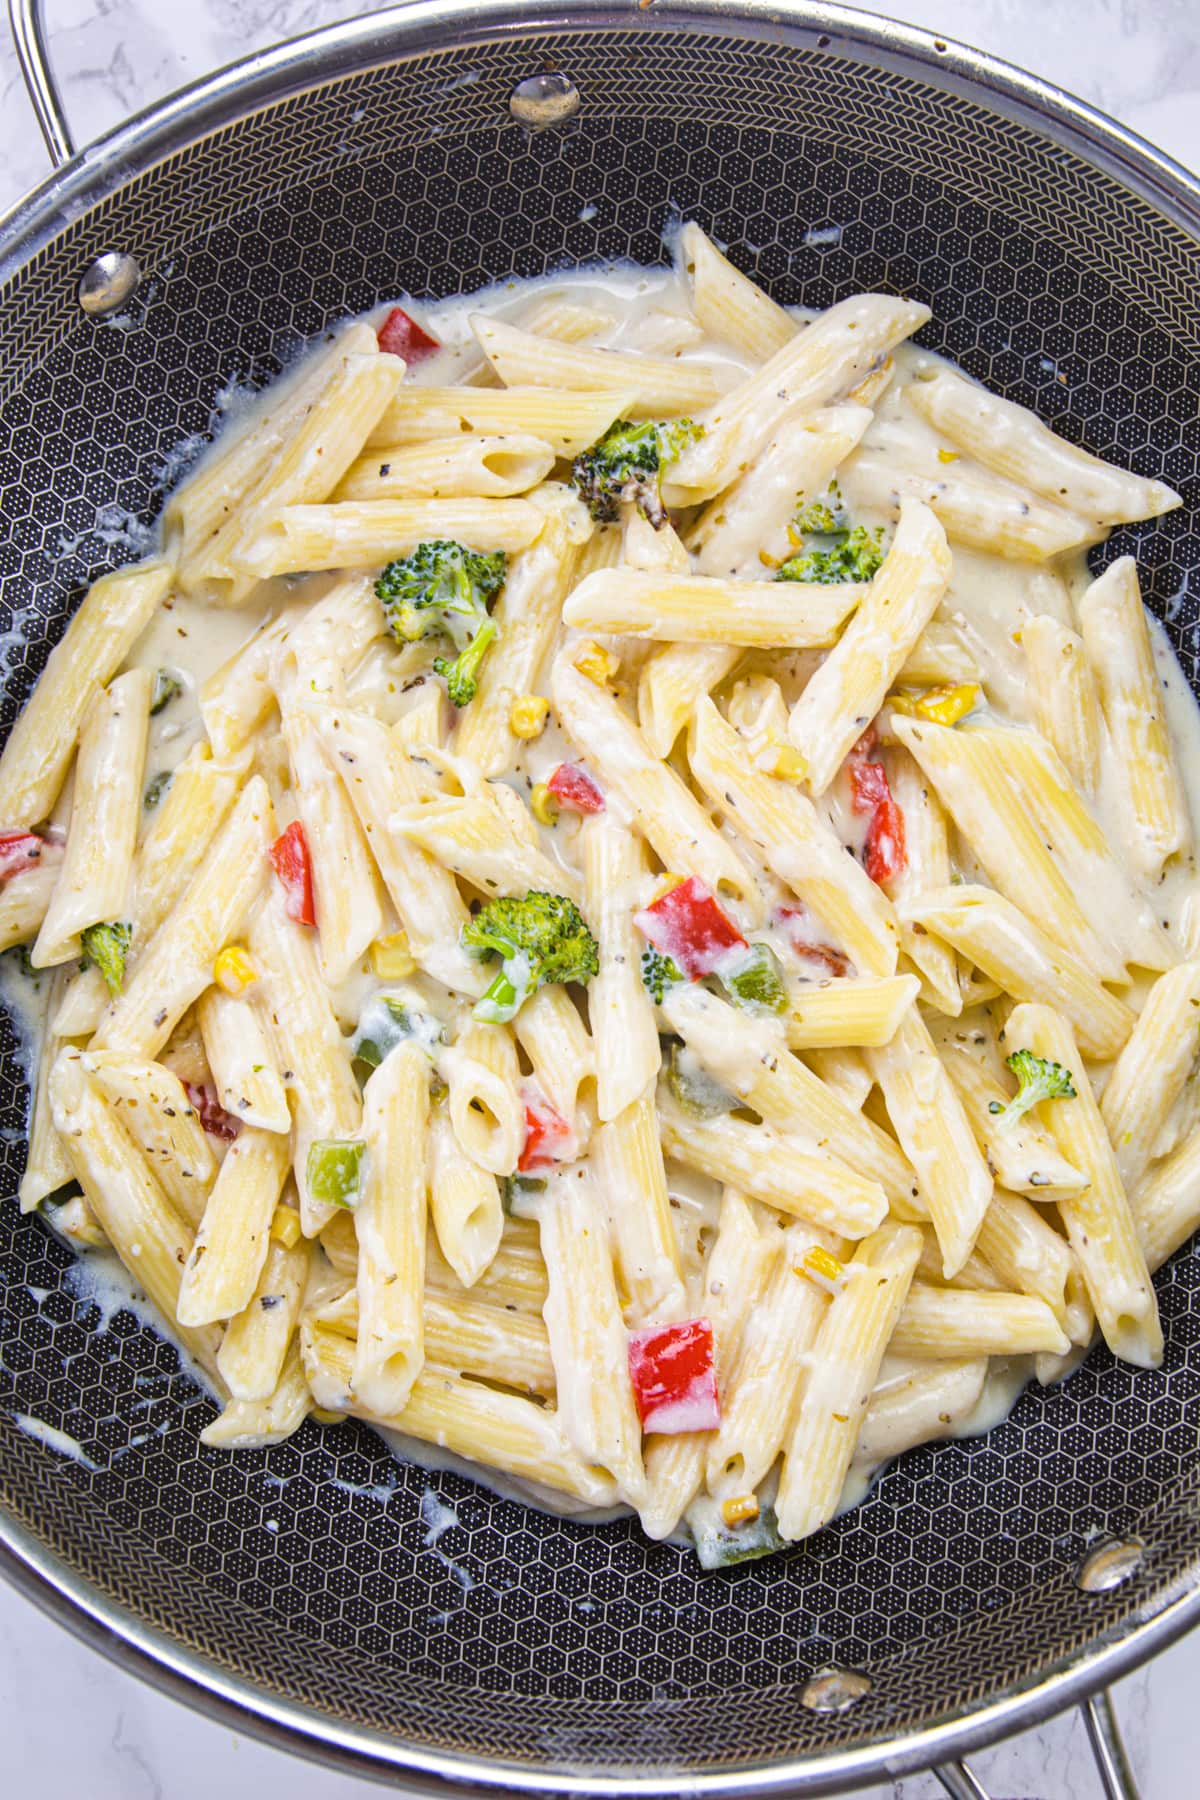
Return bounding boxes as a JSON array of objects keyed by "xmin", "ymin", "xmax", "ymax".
[{"xmin": 0, "ymin": 28, "xmax": 1198, "ymax": 1773}]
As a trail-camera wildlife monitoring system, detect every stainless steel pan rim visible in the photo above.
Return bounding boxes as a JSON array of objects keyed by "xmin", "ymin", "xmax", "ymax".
[{"xmin": 1, "ymin": 0, "xmax": 1199, "ymax": 1792}]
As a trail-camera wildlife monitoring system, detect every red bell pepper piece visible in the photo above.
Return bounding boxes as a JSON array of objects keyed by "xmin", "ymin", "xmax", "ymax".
[
  {"xmin": 546, "ymin": 762, "xmax": 605, "ymax": 815},
  {"xmin": 0, "ymin": 831, "xmax": 44, "ymax": 885},
  {"xmin": 774, "ymin": 905, "xmax": 853, "ymax": 978},
  {"xmin": 634, "ymin": 876, "xmax": 746, "ymax": 979},
  {"xmin": 847, "ymin": 744, "xmax": 907, "ymax": 885},
  {"xmin": 185, "ymin": 1082, "xmax": 241, "ymax": 1142},
  {"xmin": 628, "ymin": 1318, "xmax": 720, "ymax": 1434},
  {"xmin": 377, "ymin": 306, "xmax": 441, "ymax": 364},
  {"xmin": 518, "ymin": 1084, "xmax": 574, "ymax": 1172},
  {"xmin": 268, "ymin": 821, "xmax": 317, "ymax": 926}
]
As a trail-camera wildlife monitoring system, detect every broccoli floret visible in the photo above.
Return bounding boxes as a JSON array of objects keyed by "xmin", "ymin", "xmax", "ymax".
[
  {"xmin": 641, "ymin": 947, "xmax": 685, "ymax": 1004},
  {"xmin": 150, "ymin": 669, "xmax": 182, "ymax": 715},
  {"xmin": 462, "ymin": 891, "xmax": 600, "ymax": 1024},
  {"xmin": 433, "ymin": 615, "xmax": 498, "ymax": 708},
  {"xmin": 143, "ymin": 770, "xmax": 173, "ymax": 811},
  {"xmin": 988, "ymin": 1048, "xmax": 1076, "ymax": 1129},
  {"xmin": 777, "ymin": 523, "xmax": 885, "ymax": 585},
  {"xmin": 81, "ymin": 920, "xmax": 131, "ymax": 997},
  {"xmin": 571, "ymin": 418, "xmax": 702, "ymax": 528},
  {"xmin": 793, "ymin": 480, "xmax": 850, "ymax": 536},
  {"xmin": 374, "ymin": 539, "xmax": 507, "ymax": 649}
]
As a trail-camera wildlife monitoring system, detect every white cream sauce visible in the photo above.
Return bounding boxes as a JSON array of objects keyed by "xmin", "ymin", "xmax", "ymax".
[{"xmin": 6, "ymin": 251, "xmax": 1199, "ymax": 1561}]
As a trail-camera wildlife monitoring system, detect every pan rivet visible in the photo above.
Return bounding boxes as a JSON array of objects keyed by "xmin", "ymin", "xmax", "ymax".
[
  {"xmin": 1076, "ymin": 1537, "xmax": 1144, "ymax": 1594},
  {"xmin": 510, "ymin": 72, "xmax": 581, "ymax": 128},
  {"xmin": 801, "ymin": 1667, "xmax": 872, "ymax": 1712},
  {"xmin": 78, "ymin": 251, "xmax": 141, "ymax": 318}
]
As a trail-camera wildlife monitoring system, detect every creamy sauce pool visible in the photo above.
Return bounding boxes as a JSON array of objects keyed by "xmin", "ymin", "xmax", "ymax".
[{"xmin": 6, "ymin": 256, "xmax": 1199, "ymax": 1538}]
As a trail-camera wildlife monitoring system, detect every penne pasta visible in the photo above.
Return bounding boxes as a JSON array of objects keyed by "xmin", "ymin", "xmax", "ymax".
[
  {"xmin": 83, "ymin": 1050, "xmax": 216, "ymax": 1228},
  {"xmin": 637, "ymin": 642, "xmax": 740, "ymax": 758},
  {"xmin": 581, "ymin": 816, "xmax": 660, "ymax": 1121},
  {"xmin": 308, "ymin": 701, "xmax": 484, "ymax": 995},
  {"xmin": 241, "ymin": 497, "xmax": 544, "ymax": 580},
  {"xmin": 689, "ymin": 696, "xmax": 900, "ymax": 975},
  {"xmin": 450, "ymin": 483, "xmax": 589, "ymax": 778},
  {"xmin": 1020, "ymin": 614, "xmax": 1102, "ymax": 797},
  {"xmin": 865, "ymin": 1009, "xmax": 993, "ymax": 1278},
  {"xmin": 1099, "ymin": 960, "xmax": 1200, "ymax": 1189},
  {"xmin": 939, "ymin": 1043, "xmax": 1088, "ymax": 1197},
  {"xmin": 677, "ymin": 223, "xmax": 798, "ymax": 360},
  {"xmin": 1002, "ymin": 1002, "xmax": 1162, "ymax": 1368},
  {"xmin": 166, "ymin": 321, "xmax": 379, "ymax": 564},
  {"xmin": 91, "ymin": 776, "xmax": 273, "ymax": 1059},
  {"xmin": 889, "ymin": 1285, "xmax": 1070, "ymax": 1359},
  {"xmin": 906, "ymin": 366, "xmax": 1180, "ymax": 526},
  {"xmin": 690, "ymin": 403, "xmax": 873, "ymax": 578},
  {"xmin": 659, "ymin": 1091, "xmax": 887, "ymax": 1238},
  {"xmin": 440, "ymin": 1021, "xmax": 524, "ymax": 1177},
  {"xmin": 365, "ymin": 384, "xmax": 638, "ymax": 456},
  {"xmin": 591, "ymin": 1089, "xmax": 687, "ymax": 1325},
  {"xmin": 535, "ymin": 1166, "xmax": 646, "ymax": 1502},
  {"xmin": 217, "ymin": 1233, "xmax": 310, "ymax": 1403},
  {"xmin": 563, "ymin": 566, "xmax": 863, "ymax": 646},
  {"xmin": 353, "ymin": 1042, "xmax": 431, "ymax": 1417},
  {"xmin": 0, "ymin": 560, "xmax": 170, "ymax": 829},
  {"xmin": 335, "ymin": 433, "xmax": 556, "ymax": 502},
  {"xmin": 881, "ymin": 746, "xmax": 960, "ymax": 1016},
  {"xmin": 901, "ymin": 884, "xmax": 1135, "ymax": 1060},
  {"xmin": 892, "ymin": 717, "xmax": 1123, "ymax": 983},
  {"xmin": 47, "ymin": 1049, "xmax": 224, "ymax": 1388},
  {"xmin": 185, "ymin": 346, "xmax": 406, "ymax": 603},
  {"xmin": 301, "ymin": 1320, "xmax": 618, "ymax": 1507},
  {"xmin": 783, "ymin": 974, "xmax": 919, "ymax": 1049},
  {"xmin": 428, "ymin": 1102, "xmax": 503, "ymax": 1290},
  {"xmin": 845, "ymin": 448, "xmax": 1097, "ymax": 561},
  {"xmin": 1080, "ymin": 556, "xmax": 1193, "ymax": 878},
  {"xmin": 661, "ymin": 983, "xmax": 919, "ymax": 1214},
  {"xmin": 776, "ymin": 1220, "xmax": 923, "ymax": 1541},
  {"xmin": 471, "ymin": 314, "xmax": 728, "ymax": 415},
  {"xmin": 786, "ymin": 498, "xmax": 952, "ymax": 793},
  {"xmin": 553, "ymin": 653, "xmax": 762, "ymax": 920},
  {"xmin": 248, "ymin": 879, "xmax": 363, "ymax": 1234},
  {"xmin": 177, "ymin": 1126, "xmax": 292, "ymax": 1327},
  {"xmin": 197, "ymin": 984, "xmax": 291, "ymax": 1135},
  {"xmin": 663, "ymin": 293, "xmax": 930, "ymax": 504},
  {"xmin": 708, "ymin": 1219, "xmax": 839, "ymax": 1499},
  {"xmin": 33, "ymin": 668, "xmax": 151, "ymax": 967}
]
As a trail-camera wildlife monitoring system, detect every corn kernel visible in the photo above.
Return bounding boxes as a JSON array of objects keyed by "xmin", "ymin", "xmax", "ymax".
[
  {"xmin": 770, "ymin": 746, "xmax": 808, "ymax": 781},
  {"xmin": 509, "ymin": 694, "xmax": 550, "ymax": 739},
  {"xmin": 799, "ymin": 1245, "xmax": 847, "ymax": 1295},
  {"xmin": 269, "ymin": 1203, "xmax": 302, "ymax": 1249},
  {"xmin": 721, "ymin": 1494, "xmax": 760, "ymax": 1527},
  {"xmin": 913, "ymin": 682, "xmax": 979, "ymax": 726},
  {"xmin": 888, "ymin": 683, "xmax": 978, "ymax": 727},
  {"xmin": 575, "ymin": 640, "xmax": 619, "ymax": 686},
  {"xmin": 370, "ymin": 932, "xmax": 415, "ymax": 979},
  {"xmin": 937, "ymin": 446, "xmax": 959, "ymax": 464},
  {"xmin": 531, "ymin": 783, "xmax": 559, "ymax": 826},
  {"xmin": 213, "ymin": 944, "xmax": 257, "ymax": 995}
]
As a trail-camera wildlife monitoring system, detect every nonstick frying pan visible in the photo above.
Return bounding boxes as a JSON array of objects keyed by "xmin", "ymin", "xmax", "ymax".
[{"xmin": 1, "ymin": 3, "xmax": 1198, "ymax": 1795}]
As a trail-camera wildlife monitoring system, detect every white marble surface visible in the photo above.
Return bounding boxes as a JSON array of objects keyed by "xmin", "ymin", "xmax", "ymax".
[{"xmin": 1, "ymin": 2, "xmax": 1200, "ymax": 1796}]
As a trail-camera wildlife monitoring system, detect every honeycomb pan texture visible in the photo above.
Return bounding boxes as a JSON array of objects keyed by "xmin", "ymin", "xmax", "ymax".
[{"xmin": 0, "ymin": 22, "xmax": 1198, "ymax": 1784}]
